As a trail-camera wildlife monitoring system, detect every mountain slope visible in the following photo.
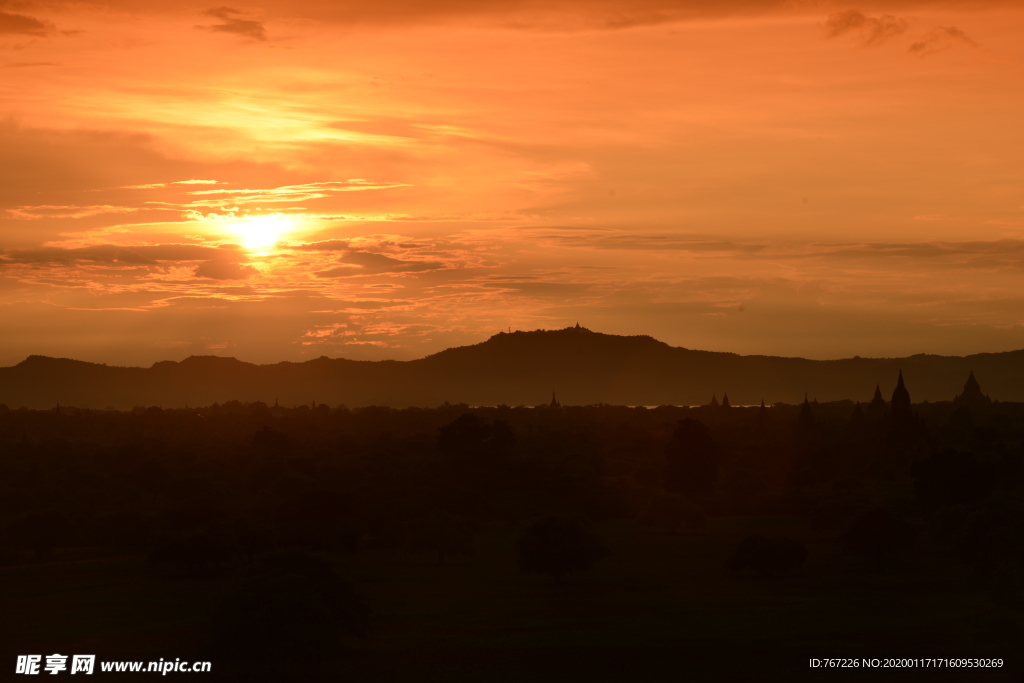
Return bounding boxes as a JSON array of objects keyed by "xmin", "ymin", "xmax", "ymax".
[{"xmin": 1, "ymin": 327, "xmax": 1020, "ymax": 409}]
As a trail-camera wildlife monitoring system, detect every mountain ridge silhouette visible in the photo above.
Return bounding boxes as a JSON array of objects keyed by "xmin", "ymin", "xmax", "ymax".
[{"xmin": 3, "ymin": 326, "xmax": 1023, "ymax": 409}]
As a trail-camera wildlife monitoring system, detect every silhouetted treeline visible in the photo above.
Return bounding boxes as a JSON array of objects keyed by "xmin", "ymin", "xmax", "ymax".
[{"xmin": 2, "ymin": 395, "xmax": 1022, "ymax": 535}]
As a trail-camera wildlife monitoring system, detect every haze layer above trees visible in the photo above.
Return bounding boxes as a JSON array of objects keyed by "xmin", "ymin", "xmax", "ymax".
[{"xmin": 1, "ymin": 327, "xmax": 1021, "ymax": 410}]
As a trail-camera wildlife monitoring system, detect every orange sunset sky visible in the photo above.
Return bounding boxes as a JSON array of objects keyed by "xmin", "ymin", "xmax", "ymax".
[{"xmin": 2, "ymin": 0, "xmax": 1023, "ymax": 367}]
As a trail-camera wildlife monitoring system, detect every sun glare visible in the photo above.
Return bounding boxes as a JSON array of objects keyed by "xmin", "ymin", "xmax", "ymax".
[{"xmin": 236, "ymin": 214, "xmax": 293, "ymax": 250}]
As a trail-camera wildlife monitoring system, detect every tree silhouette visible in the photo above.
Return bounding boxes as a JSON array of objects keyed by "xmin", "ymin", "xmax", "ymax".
[
  {"xmin": 211, "ymin": 552, "xmax": 369, "ymax": 676},
  {"xmin": 251, "ymin": 425, "xmax": 290, "ymax": 451},
  {"xmin": 664, "ymin": 419, "xmax": 719, "ymax": 496},
  {"xmin": 516, "ymin": 516, "xmax": 608, "ymax": 583},
  {"xmin": 438, "ymin": 413, "xmax": 515, "ymax": 465}
]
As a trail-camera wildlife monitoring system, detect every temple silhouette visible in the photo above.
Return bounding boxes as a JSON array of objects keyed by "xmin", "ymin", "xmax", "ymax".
[
  {"xmin": 953, "ymin": 370, "xmax": 992, "ymax": 409},
  {"xmin": 889, "ymin": 370, "xmax": 914, "ymax": 425}
]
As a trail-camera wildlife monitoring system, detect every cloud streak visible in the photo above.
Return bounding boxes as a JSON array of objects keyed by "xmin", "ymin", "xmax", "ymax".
[
  {"xmin": 0, "ymin": 8, "xmax": 52, "ymax": 36},
  {"xmin": 824, "ymin": 9, "xmax": 907, "ymax": 46},
  {"xmin": 315, "ymin": 250, "xmax": 445, "ymax": 277},
  {"xmin": 194, "ymin": 258, "xmax": 259, "ymax": 280},
  {"xmin": 909, "ymin": 25, "xmax": 978, "ymax": 56},
  {"xmin": 198, "ymin": 7, "xmax": 267, "ymax": 42},
  {"xmin": 6, "ymin": 205, "xmax": 139, "ymax": 220},
  {"xmin": 0, "ymin": 244, "xmax": 228, "ymax": 266}
]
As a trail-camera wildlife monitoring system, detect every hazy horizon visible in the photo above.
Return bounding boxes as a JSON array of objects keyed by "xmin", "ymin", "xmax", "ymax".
[{"xmin": 5, "ymin": 323, "xmax": 1024, "ymax": 370}]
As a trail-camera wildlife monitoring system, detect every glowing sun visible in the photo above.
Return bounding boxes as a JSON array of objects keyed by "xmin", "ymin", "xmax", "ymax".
[{"xmin": 236, "ymin": 213, "xmax": 294, "ymax": 250}]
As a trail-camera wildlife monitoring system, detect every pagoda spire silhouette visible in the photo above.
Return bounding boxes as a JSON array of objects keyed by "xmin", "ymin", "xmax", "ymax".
[
  {"xmin": 849, "ymin": 401, "xmax": 867, "ymax": 432},
  {"xmin": 888, "ymin": 370, "xmax": 915, "ymax": 426},
  {"xmin": 799, "ymin": 393, "xmax": 816, "ymax": 428},
  {"xmin": 708, "ymin": 394, "xmax": 719, "ymax": 408},
  {"xmin": 549, "ymin": 391, "xmax": 561, "ymax": 409},
  {"xmin": 755, "ymin": 399, "xmax": 769, "ymax": 428},
  {"xmin": 721, "ymin": 393, "xmax": 731, "ymax": 409},
  {"xmin": 891, "ymin": 370, "xmax": 910, "ymax": 410},
  {"xmin": 867, "ymin": 382, "xmax": 888, "ymax": 421},
  {"xmin": 963, "ymin": 370, "xmax": 981, "ymax": 395}
]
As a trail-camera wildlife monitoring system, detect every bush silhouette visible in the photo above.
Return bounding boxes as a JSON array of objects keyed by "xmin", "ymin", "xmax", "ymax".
[
  {"xmin": 516, "ymin": 516, "xmax": 608, "ymax": 583},
  {"xmin": 6, "ymin": 511, "xmax": 78, "ymax": 560},
  {"xmin": 725, "ymin": 535, "xmax": 807, "ymax": 577},
  {"xmin": 211, "ymin": 552, "xmax": 369, "ymax": 671}
]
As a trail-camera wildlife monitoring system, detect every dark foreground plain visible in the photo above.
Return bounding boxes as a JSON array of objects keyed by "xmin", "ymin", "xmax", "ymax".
[
  {"xmin": 1, "ymin": 518, "xmax": 1011, "ymax": 682},
  {"xmin": 1, "ymin": 381, "xmax": 1021, "ymax": 681}
]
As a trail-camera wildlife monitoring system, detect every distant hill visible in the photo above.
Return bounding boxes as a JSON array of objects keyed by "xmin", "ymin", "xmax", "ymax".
[{"xmin": 0, "ymin": 326, "xmax": 1020, "ymax": 409}]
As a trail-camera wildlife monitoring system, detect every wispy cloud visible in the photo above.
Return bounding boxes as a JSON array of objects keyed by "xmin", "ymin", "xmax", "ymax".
[
  {"xmin": 198, "ymin": 7, "xmax": 267, "ymax": 42},
  {"xmin": 824, "ymin": 10, "xmax": 907, "ymax": 46},
  {"xmin": 909, "ymin": 26, "xmax": 979, "ymax": 57},
  {"xmin": 148, "ymin": 180, "xmax": 409, "ymax": 210},
  {"xmin": 0, "ymin": 244, "xmax": 225, "ymax": 266},
  {"xmin": 194, "ymin": 258, "xmax": 259, "ymax": 280},
  {"xmin": 292, "ymin": 239, "xmax": 354, "ymax": 252},
  {"xmin": 2, "ymin": 61, "xmax": 58, "ymax": 68},
  {"xmin": 315, "ymin": 250, "xmax": 445, "ymax": 278},
  {"xmin": 123, "ymin": 179, "xmax": 223, "ymax": 190},
  {"xmin": 6, "ymin": 205, "xmax": 139, "ymax": 220},
  {"xmin": 0, "ymin": 7, "xmax": 52, "ymax": 37}
]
